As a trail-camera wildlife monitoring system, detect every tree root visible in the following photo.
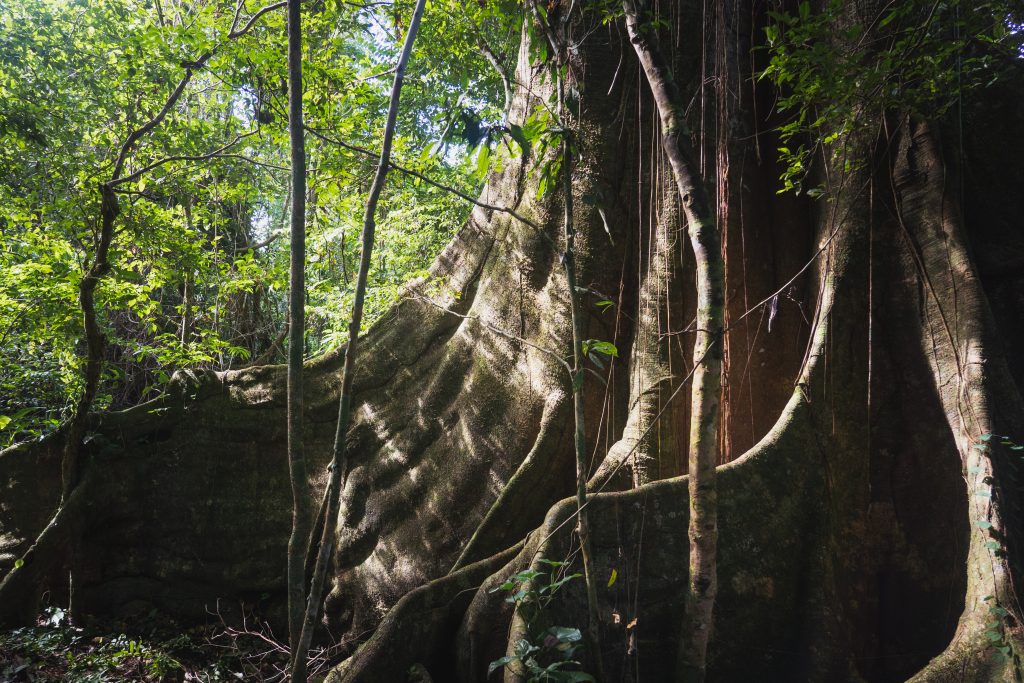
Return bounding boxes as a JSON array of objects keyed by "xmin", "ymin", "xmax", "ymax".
[
  {"xmin": 0, "ymin": 473, "xmax": 93, "ymax": 626},
  {"xmin": 325, "ymin": 542, "xmax": 523, "ymax": 682}
]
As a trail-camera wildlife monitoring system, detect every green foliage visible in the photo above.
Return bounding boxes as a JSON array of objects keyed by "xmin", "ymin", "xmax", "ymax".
[
  {"xmin": 0, "ymin": 0, "xmax": 516, "ymax": 446},
  {"xmin": 761, "ymin": 0, "xmax": 1024, "ymax": 194},
  {"xmin": 984, "ymin": 595, "xmax": 1014, "ymax": 663},
  {"xmin": 0, "ymin": 614, "xmax": 184, "ymax": 682},
  {"xmin": 0, "ymin": 608, "xmax": 306, "ymax": 681},
  {"xmin": 581, "ymin": 339, "xmax": 618, "ymax": 370},
  {"xmin": 488, "ymin": 559, "xmax": 594, "ymax": 682}
]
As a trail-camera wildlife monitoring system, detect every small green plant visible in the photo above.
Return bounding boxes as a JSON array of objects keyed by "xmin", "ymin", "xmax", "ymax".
[
  {"xmin": 973, "ymin": 434, "xmax": 1020, "ymax": 664},
  {"xmin": 487, "ymin": 559, "xmax": 595, "ymax": 682},
  {"xmin": 581, "ymin": 339, "xmax": 618, "ymax": 370},
  {"xmin": 983, "ymin": 595, "xmax": 1013, "ymax": 664}
]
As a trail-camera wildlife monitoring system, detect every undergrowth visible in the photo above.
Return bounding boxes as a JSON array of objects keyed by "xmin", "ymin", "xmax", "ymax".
[{"xmin": 0, "ymin": 607, "xmax": 302, "ymax": 682}]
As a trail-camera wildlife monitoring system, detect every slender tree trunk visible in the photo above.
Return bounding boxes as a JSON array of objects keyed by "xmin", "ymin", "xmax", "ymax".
[
  {"xmin": 292, "ymin": 1, "xmax": 427, "ymax": 677},
  {"xmin": 558, "ymin": 77, "xmax": 604, "ymax": 677},
  {"xmin": 62, "ymin": 186, "xmax": 118, "ymax": 501},
  {"xmin": 180, "ymin": 199, "xmax": 195, "ymax": 349},
  {"xmin": 285, "ymin": 0, "xmax": 312, "ymax": 675},
  {"xmin": 623, "ymin": 1, "xmax": 724, "ymax": 680},
  {"xmin": 525, "ymin": 2, "xmax": 605, "ymax": 668}
]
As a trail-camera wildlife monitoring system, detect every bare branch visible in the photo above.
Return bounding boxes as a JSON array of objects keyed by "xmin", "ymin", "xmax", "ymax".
[
  {"xmin": 229, "ymin": 1, "xmax": 288, "ymax": 38},
  {"xmin": 304, "ymin": 124, "xmax": 554, "ymax": 247},
  {"xmin": 111, "ymin": 56, "xmax": 211, "ymax": 180},
  {"xmin": 107, "ymin": 131, "xmax": 259, "ymax": 187}
]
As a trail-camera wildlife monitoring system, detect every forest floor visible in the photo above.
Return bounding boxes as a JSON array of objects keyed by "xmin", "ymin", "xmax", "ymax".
[{"xmin": 0, "ymin": 608, "xmax": 340, "ymax": 682}]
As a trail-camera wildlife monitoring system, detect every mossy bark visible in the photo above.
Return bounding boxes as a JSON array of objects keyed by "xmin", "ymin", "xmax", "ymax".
[{"xmin": 2, "ymin": 3, "xmax": 1024, "ymax": 683}]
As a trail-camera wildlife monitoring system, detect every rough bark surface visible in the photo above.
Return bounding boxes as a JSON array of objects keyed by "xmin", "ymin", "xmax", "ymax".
[{"xmin": 2, "ymin": 2, "xmax": 1024, "ymax": 682}]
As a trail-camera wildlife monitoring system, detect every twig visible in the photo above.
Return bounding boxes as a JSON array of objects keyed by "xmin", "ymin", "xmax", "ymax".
[
  {"xmin": 303, "ymin": 124, "xmax": 555, "ymax": 248},
  {"xmin": 107, "ymin": 131, "xmax": 259, "ymax": 187},
  {"xmin": 229, "ymin": 1, "xmax": 288, "ymax": 38}
]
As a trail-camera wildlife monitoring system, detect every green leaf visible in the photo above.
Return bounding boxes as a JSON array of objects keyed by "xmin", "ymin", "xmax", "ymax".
[
  {"xmin": 546, "ymin": 572, "xmax": 582, "ymax": 593},
  {"xmin": 607, "ymin": 568, "xmax": 618, "ymax": 588},
  {"xmin": 582, "ymin": 339, "xmax": 618, "ymax": 358},
  {"xmin": 508, "ymin": 123, "xmax": 529, "ymax": 154},
  {"xmin": 545, "ymin": 626, "xmax": 583, "ymax": 643},
  {"xmin": 0, "ymin": 416, "xmax": 11, "ymax": 431},
  {"xmin": 14, "ymin": 558, "xmax": 23, "ymax": 569},
  {"xmin": 487, "ymin": 655, "xmax": 516, "ymax": 677},
  {"xmin": 561, "ymin": 673, "xmax": 596, "ymax": 683},
  {"xmin": 537, "ymin": 558, "xmax": 567, "ymax": 567},
  {"xmin": 474, "ymin": 142, "xmax": 491, "ymax": 179},
  {"xmin": 572, "ymin": 371, "xmax": 584, "ymax": 393}
]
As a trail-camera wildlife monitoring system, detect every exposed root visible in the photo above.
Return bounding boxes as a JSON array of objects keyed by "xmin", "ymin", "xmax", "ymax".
[
  {"xmin": 325, "ymin": 542, "xmax": 523, "ymax": 682},
  {"xmin": 0, "ymin": 474, "xmax": 93, "ymax": 626},
  {"xmin": 893, "ymin": 121, "xmax": 1024, "ymax": 681}
]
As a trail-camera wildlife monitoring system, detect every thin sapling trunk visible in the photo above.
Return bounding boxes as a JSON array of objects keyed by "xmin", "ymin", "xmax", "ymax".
[
  {"xmin": 558, "ymin": 73, "xmax": 604, "ymax": 677},
  {"xmin": 528, "ymin": 2, "xmax": 605, "ymax": 670},
  {"xmin": 623, "ymin": 1, "xmax": 725, "ymax": 680},
  {"xmin": 285, "ymin": 0, "xmax": 313, "ymax": 673},
  {"xmin": 291, "ymin": 1, "xmax": 428, "ymax": 678}
]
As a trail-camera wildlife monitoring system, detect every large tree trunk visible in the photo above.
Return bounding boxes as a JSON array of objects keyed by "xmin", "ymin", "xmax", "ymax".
[{"xmin": 3, "ymin": 2, "xmax": 1024, "ymax": 681}]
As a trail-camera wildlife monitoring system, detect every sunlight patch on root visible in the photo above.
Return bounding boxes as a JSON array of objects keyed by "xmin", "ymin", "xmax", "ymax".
[
  {"xmin": 324, "ymin": 542, "xmax": 523, "ymax": 683},
  {"xmin": 894, "ymin": 121, "xmax": 1024, "ymax": 683}
]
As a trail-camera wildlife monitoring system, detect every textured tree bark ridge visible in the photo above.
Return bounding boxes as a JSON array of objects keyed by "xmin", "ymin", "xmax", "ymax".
[{"xmin": 3, "ymin": 3, "xmax": 1024, "ymax": 681}]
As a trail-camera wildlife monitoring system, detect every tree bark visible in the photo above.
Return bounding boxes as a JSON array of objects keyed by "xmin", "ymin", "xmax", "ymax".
[
  {"xmin": 285, "ymin": 0, "xmax": 312, "ymax": 675},
  {"xmin": 623, "ymin": 1, "xmax": 724, "ymax": 678},
  {"xmin": 3, "ymin": 3, "xmax": 1024, "ymax": 683}
]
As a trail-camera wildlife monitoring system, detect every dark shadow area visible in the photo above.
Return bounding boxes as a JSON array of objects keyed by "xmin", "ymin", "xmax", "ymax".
[{"xmin": 851, "ymin": 217, "xmax": 969, "ymax": 683}]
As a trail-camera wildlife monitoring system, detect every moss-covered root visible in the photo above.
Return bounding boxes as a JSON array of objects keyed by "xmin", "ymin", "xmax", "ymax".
[
  {"xmin": 0, "ymin": 476, "xmax": 91, "ymax": 626},
  {"xmin": 325, "ymin": 542, "xmax": 522, "ymax": 683}
]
